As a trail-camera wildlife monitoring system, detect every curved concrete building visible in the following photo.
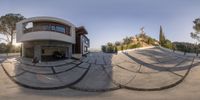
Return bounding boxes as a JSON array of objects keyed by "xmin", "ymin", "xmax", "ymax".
[{"xmin": 16, "ymin": 16, "xmax": 89, "ymax": 61}]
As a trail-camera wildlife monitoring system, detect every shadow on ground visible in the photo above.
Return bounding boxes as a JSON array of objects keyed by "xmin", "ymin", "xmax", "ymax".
[{"xmin": 1, "ymin": 47, "xmax": 199, "ymax": 97}]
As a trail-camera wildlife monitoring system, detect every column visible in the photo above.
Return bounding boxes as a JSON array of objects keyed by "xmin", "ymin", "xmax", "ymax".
[{"xmin": 34, "ymin": 45, "xmax": 41, "ymax": 61}]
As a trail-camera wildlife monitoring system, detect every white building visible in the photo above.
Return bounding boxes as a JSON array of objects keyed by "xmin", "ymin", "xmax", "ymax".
[{"xmin": 16, "ymin": 16, "xmax": 89, "ymax": 61}]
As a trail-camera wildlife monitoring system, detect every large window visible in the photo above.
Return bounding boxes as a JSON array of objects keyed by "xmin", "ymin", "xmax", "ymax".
[
  {"xmin": 23, "ymin": 21, "xmax": 71, "ymax": 35},
  {"xmin": 56, "ymin": 25, "xmax": 65, "ymax": 33},
  {"xmin": 84, "ymin": 46, "xmax": 88, "ymax": 52}
]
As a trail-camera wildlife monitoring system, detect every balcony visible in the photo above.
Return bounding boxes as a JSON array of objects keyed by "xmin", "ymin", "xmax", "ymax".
[{"xmin": 23, "ymin": 21, "xmax": 71, "ymax": 35}]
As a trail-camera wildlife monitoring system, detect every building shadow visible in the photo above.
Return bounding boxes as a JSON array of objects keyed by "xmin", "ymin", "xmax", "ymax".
[{"xmin": 9, "ymin": 51, "xmax": 116, "ymax": 97}]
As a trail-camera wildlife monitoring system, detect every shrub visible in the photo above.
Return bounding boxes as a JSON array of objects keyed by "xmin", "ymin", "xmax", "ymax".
[
  {"xmin": 101, "ymin": 45, "xmax": 107, "ymax": 52},
  {"xmin": 128, "ymin": 43, "xmax": 142, "ymax": 49},
  {"xmin": 162, "ymin": 39, "xmax": 173, "ymax": 49}
]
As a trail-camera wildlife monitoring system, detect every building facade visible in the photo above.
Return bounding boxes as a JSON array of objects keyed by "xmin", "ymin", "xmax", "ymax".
[
  {"xmin": 74, "ymin": 26, "xmax": 90, "ymax": 55},
  {"xmin": 16, "ymin": 16, "xmax": 89, "ymax": 61}
]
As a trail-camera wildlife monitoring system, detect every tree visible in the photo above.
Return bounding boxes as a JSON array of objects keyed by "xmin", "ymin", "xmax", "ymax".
[
  {"xmin": 0, "ymin": 13, "xmax": 25, "ymax": 45},
  {"xmin": 107, "ymin": 42, "xmax": 113, "ymax": 47},
  {"xmin": 159, "ymin": 25, "xmax": 166, "ymax": 46},
  {"xmin": 106, "ymin": 42, "xmax": 114, "ymax": 53},
  {"xmin": 101, "ymin": 45, "xmax": 106, "ymax": 52},
  {"xmin": 114, "ymin": 41, "xmax": 121, "ymax": 46},
  {"xmin": 191, "ymin": 18, "xmax": 200, "ymax": 42},
  {"xmin": 163, "ymin": 39, "xmax": 173, "ymax": 49},
  {"xmin": 123, "ymin": 37, "xmax": 132, "ymax": 49},
  {"xmin": 0, "ymin": 43, "xmax": 7, "ymax": 53}
]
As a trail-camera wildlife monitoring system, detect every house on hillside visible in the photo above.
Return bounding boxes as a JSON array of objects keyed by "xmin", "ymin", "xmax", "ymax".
[{"xmin": 16, "ymin": 16, "xmax": 89, "ymax": 61}]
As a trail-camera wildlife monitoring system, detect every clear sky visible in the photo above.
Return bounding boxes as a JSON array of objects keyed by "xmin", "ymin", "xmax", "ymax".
[{"xmin": 0, "ymin": 0, "xmax": 200, "ymax": 49}]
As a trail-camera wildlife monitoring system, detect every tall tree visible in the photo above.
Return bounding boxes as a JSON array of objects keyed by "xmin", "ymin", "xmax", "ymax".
[
  {"xmin": 0, "ymin": 13, "xmax": 25, "ymax": 45},
  {"xmin": 191, "ymin": 18, "xmax": 200, "ymax": 42},
  {"xmin": 159, "ymin": 25, "xmax": 166, "ymax": 46}
]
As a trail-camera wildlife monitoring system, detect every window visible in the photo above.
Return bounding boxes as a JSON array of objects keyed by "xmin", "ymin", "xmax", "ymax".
[
  {"xmin": 23, "ymin": 22, "xmax": 33, "ymax": 33},
  {"xmin": 24, "ymin": 22, "xmax": 33, "ymax": 29},
  {"xmin": 23, "ymin": 21, "xmax": 71, "ymax": 35},
  {"xmin": 65, "ymin": 26, "xmax": 70, "ymax": 35},
  {"xmin": 51, "ymin": 25, "xmax": 56, "ymax": 31},
  {"xmin": 56, "ymin": 26, "xmax": 65, "ymax": 33},
  {"xmin": 84, "ymin": 46, "xmax": 88, "ymax": 52}
]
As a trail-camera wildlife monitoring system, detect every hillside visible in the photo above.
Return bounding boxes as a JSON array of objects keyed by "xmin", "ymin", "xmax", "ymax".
[{"xmin": 102, "ymin": 33, "xmax": 159, "ymax": 53}]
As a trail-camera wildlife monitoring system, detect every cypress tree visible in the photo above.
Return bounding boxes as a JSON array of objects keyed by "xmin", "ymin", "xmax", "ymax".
[{"xmin": 159, "ymin": 25, "xmax": 166, "ymax": 46}]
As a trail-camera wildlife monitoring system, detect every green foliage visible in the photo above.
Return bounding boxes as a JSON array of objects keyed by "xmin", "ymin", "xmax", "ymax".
[
  {"xmin": 147, "ymin": 37, "xmax": 154, "ymax": 45},
  {"xmin": 0, "ymin": 43, "xmax": 7, "ymax": 53},
  {"xmin": 0, "ymin": 13, "xmax": 25, "ymax": 45},
  {"xmin": 163, "ymin": 39, "xmax": 173, "ymax": 49},
  {"xmin": 101, "ymin": 45, "xmax": 106, "ymax": 52},
  {"xmin": 128, "ymin": 43, "xmax": 142, "ymax": 49},
  {"xmin": 173, "ymin": 42, "xmax": 198, "ymax": 53},
  {"xmin": 137, "ymin": 33, "xmax": 158, "ymax": 45},
  {"xmin": 0, "ymin": 43, "xmax": 21, "ymax": 53},
  {"xmin": 123, "ymin": 37, "xmax": 132, "ymax": 45},
  {"xmin": 101, "ymin": 43, "xmax": 117, "ymax": 53},
  {"xmin": 159, "ymin": 26, "xmax": 166, "ymax": 46},
  {"xmin": 191, "ymin": 18, "xmax": 200, "ymax": 41},
  {"xmin": 106, "ymin": 46, "xmax": 114, "ymax": 53},
  {"xmin": 120, "ymin": 45, "xmax": 124, "ymax": 51},
  {"xmin": 114, "ymin": 41, "xmax": 121, "ymax": 46},
  {"xmin": 102, "ymin": 27, "xmax": 158, "ymax": 53}
]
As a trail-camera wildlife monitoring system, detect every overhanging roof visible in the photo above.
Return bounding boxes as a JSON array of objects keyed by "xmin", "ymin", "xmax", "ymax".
[{"xmin": 75, "ymin": 26, "xmax": 88, "ymax": 35}]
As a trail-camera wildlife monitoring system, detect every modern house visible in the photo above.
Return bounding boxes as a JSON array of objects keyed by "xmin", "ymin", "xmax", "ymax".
[{"xmin": 16, "ymin": 16, "xmax": 89, "ymax": 61}]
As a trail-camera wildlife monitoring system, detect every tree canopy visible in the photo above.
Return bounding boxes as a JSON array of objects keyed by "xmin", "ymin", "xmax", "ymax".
[
  {"xmin": 0, "ymin": 13, "xmax": 25, "ymax": 45},
  {"xmin": 191, "ymin": 18, "xmax": 200, "ymax": 42},
  {"xmin": 159, "ymin": 25, "xmax": 166, "ymax": 46}
]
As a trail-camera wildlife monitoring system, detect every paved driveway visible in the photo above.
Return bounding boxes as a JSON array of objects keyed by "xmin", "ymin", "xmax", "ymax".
[{"xmin": 1, "ymin": 47, "xmax": 200, "ymax": 100}]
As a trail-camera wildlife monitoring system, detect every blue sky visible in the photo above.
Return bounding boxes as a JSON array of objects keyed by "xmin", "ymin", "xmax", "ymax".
[{"xmin": 0, "ymin": 0, "xmax": 200, "ymax": 49}]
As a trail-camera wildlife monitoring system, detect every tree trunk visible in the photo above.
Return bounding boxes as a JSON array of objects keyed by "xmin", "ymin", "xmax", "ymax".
[
  {"xmin": 10, "ymin": 35, "xmax": 13, "ymax": 45},
  {"xmin": 10, "ymin": 29, "xmax": 14, "ymax": 45}
]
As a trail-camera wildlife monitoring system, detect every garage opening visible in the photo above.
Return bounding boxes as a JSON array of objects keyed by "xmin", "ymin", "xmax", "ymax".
[{"xmin": 41, "ymin": 46, "xmax": 69, "ymax": 61}]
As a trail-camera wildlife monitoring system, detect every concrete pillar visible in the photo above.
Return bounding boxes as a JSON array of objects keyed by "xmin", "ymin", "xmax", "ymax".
[
  {"xmin": 66, "ymin": 45, "xmax": 72, "ymax": 58},
  {"xmin": 34, "ymin": 45, "xmax": 41, "ymax": 61},
  {"xmin": 22, "ymin": 44, "xmax": 25, "ymax": 57},
  {"xmin": 69, "ymin": 45, "xmax": 72, "ymax": 58}
]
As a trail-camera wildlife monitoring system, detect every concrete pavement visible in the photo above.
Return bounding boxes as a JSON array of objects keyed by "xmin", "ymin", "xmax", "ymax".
[{"xmin": 0, "ymin": 47, "xmax": 200, "ymax": 100}]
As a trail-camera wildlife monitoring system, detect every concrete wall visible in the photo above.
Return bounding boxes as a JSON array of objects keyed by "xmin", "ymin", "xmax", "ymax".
[{"xmin": 16, "ymin": 16, "xmax": 76, "ymax": 44}]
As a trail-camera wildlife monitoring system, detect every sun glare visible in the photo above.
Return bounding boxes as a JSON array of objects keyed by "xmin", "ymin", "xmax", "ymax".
[{"xmin": 13, "ymin": 42, "xmax": 21, "ymax": 47}]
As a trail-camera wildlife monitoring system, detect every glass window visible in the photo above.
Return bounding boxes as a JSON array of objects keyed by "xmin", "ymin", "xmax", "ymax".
[
  {"xmin": 84, "ymin": 46, "xmax": 88, "ymax": 52},
  {"xmin": 24, "ymin": 22, "xmax": 33, "ymax": 29},
  {"xmin": 56, "ymin": 26, "xmax": 65, "ymax": 33},
  {"xmin": 65, "ymin": 26, "xmax": 70, "ymax": 35},
  {"xmin": 51, "ymin": 25, "xmax": 56, "ymax": 31}
]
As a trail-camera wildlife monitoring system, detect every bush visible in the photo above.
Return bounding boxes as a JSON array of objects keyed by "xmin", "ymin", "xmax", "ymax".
[
  {"xmin": 0, "ymin": 43, "xmax": 21, "ymax": 53},
  {"xmin": 101, "ymin": 45, "xmax": 106, "ymax": 52},
  {"xmin": 128, "ymin": 43, "xmax": 142, "ymax": 49},
  {"xmin": 162, "ymin": 39, "xmax": 173, "ymax": 49}
]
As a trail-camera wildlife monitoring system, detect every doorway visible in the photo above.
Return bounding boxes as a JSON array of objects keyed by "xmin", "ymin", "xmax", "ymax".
[{"xmin": 41, "ymin": 46, "xmax": 68, "ymax": 61}]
